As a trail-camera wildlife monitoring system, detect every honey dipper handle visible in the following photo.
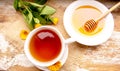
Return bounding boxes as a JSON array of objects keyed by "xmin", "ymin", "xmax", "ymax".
[{"xmin": 96, "ymin": 2, "xmax": 120, "ymax": 22}]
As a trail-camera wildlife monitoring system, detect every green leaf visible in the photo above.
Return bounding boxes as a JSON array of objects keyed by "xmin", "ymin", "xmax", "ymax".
[
  {"xmin": 41, "ymin": 15, "xmax": 53, "ymax": 25},
  {"xmin": 28, "ymin": 2, "xmax": 44, "ymax": 8},
  {"xmin": 22, "ymin": 14, "xmax": 33, "ymax": 30},
  {"xmin": 28, "ymin": 2, "xmax": 45, "ymax": 13},
  {"xmin": 14, "ymin": 0, "xmax": 20, "ymax": 10},
  {"xmin": 39, "ymin": 16, "xmax": 47, "ymax": 25},
  {"xmin": 37, "ymin": 7, "xmax": 43, "ymax": 13},
  {"xmin": 14, "ymin": 0, "xmax": 25, "ymax": 11},
  {"xmin": 32, "ymin": 12, "xmax": 47, "ymax": 25},
  {"xmin": 26, "ymin": 8, "xmax": 33, "ymax": 23},
  {"xmin": 13, "ymin": 0, "xmax": 56, "ymax": 30},
  {"xmin": 34, "ymin": 0, "xmax": 48, "ymax": 5},
  {"xmin": 22, "ymin": 8, "xmax": 34, "ymax": 30},
  {"xmin": 47, "ymin": 16, "xmax": 53, "ymax": 21},
  {"xmin": 40, "ymin": 6, "xmax": 56, "ymax": 15},
  {"xmin": 34, "ymin": 18, "xmax": 40, "ymax": 24}
]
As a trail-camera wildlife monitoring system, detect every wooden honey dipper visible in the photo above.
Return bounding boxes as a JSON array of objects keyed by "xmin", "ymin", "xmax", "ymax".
[{"xmin": 83, "ymin": 2, "xmax": 120, "ymax": 32}]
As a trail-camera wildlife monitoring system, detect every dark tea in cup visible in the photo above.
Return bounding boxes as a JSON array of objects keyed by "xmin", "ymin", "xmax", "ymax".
[
  {"xmin": 24, "ymin": 26, "xmax": 65, "ymax": 67},
  {"xmin": 29, "ymin": 29, "xmax": 62, "ymax": 62}
]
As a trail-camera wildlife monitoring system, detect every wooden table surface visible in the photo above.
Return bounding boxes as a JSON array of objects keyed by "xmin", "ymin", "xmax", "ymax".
[{"xmin": 0, "ymin": 0, "xmax": 120, "ymax": 71}]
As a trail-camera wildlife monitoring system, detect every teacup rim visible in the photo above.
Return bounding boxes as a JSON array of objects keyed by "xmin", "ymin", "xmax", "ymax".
[{"xmin": 24, "ymin": 26, "xmax": 65, "ymax": 67}]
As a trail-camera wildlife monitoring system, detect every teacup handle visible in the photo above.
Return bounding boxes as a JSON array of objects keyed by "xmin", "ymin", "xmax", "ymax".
[{"xmin": 64, "ymin": 38, "xmax": 76, "ymax": 44}]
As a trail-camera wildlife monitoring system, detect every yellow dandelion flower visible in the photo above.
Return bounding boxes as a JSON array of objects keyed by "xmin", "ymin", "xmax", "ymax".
[
  {"xmin": 48, "ymin": 61, "xmax": 62, "ymax": 71},
  {"xmin": 35, "ymin": 23, "xmax": 41, "ymax": 28},
  {"xmin": 53, "ymin": 17, "xmax": 58, "ymax": 25},
  {"xmin": 20, "ymin": 30, "xmax": 29, "ymax": 40}
]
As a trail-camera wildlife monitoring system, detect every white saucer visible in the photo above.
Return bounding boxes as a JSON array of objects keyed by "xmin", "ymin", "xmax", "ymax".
[
  {"xmin": 63, "ymin": 0, "xmax": 114, "ymax": 46},
  {"xmin": 36, "ymin": 45, "xmax": 68, "ymax": 71}
]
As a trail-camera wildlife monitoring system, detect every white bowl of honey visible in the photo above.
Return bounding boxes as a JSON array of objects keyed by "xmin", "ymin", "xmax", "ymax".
[{"xmin": 63, "ymin": 0, "xmax": 114, "ymax": 46}]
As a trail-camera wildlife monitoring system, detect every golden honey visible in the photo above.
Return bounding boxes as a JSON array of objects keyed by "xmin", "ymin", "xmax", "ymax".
[{"xmin": 72, "ymin": 5, "xmax": 105, "ymax": 36}]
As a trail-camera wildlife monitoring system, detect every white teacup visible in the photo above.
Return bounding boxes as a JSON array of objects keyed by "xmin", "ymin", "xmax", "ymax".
[{"xmin": 24, "ymin": 26, "xmax": 71, "ymax": 67}]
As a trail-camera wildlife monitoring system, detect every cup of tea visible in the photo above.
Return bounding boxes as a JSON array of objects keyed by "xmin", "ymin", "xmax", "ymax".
[{"xmin": 24, "ymin": 26, "xmax": 70, "ymax": 68}]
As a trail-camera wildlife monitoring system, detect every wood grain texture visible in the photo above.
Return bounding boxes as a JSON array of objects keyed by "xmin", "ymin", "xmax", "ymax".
[{"xmin": 0, "ymin": 0, "xmax": 120, "ymax": 71}]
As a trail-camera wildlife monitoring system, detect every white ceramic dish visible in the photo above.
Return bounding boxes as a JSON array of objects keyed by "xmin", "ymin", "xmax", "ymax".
[
  {"xmin": 63, "ymin": 0, "xmax": 114, "ymax": 46},
  {"xmin": 24, "ymin": 26, "xmax": 70, "ymax": 70},
  {"xmin": 36, "ymin": 45, "xmax": 68, "ymax": 71}
]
